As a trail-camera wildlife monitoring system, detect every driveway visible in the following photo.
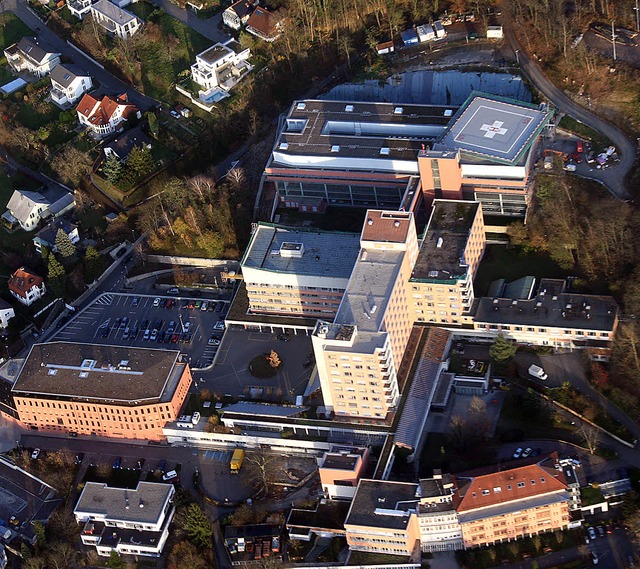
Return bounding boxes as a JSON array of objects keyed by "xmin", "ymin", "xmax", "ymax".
[
  {"xmin": 501, "ymin": 4, "xmax": 635, "ymax": 199},
  {"xmin": 5, "ymin": 0, "xmax": 156, "ymax": 110},
  {"xmin": 144, "ymin": 0, "xmax": 230, "ymax": 43}
]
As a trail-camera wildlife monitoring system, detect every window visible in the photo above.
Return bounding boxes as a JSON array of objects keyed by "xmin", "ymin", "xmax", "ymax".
[{"xmin": 517, "ymin": 482, "xmax": 525, "ymax": 488}]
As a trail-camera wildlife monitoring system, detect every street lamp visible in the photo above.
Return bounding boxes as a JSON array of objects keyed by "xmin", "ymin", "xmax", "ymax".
[{"xmin": 515, "ymin": 49, "xmax": 520, "ymax": 65}]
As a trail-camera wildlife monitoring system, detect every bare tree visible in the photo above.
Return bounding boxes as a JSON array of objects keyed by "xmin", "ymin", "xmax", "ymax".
[
  {"xmin": 245, "ymin": 449, "xmax": 286, "ymax": 495},
  {"xmin": 226, "ymin": 167, "xmax": 246, "ymax": 188},
  {"xmin": 578, "ymin": 423, "xmax": 600, "ymax": 454},
  {"xmin": 188, "ymin": 174, "xmax": 215, "ymax": 200}
]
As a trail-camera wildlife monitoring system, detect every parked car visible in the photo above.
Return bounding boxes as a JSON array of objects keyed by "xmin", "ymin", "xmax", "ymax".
[
  {"xmin": 167, "ymin": 288, "xmax": 179, "ymax": 295},
  {"xmin": 153, "ymin": 298, "xmax": 161, "ymax": 307},
  {"xmin": 521, "ymin": 447, "xmax": 533, "ymax": 458},
  {"xmin": 113, "ymin": 457, "xmax": 122, "ymax": 469},
  {"xmin": 150, "ymin": 329, "xmax": 158, "ymax": 341},
  {"xmin": 162, "ymin": 469, "xmax": 178, "ymax": 481},
  {"xmin": 528, "ymin": 364, "xmax": 548, "ymax": 380},
  {"xmin": 31, "ymin": 448, "xmax": 40, "ymax": 460},
  {"xmin": 201, "ymin": 301, "xmax": 208, "ymax": 311},
  {"xmin": 131, "ymin": 296, "xmax": 140, "ymax": 307},
  {"xmin": 513, "ymin": 447, "xmax": 523, "ymax": 459},
  {"xmin": 597, "ymin": 526, "xmax": 605, "ymax": 537},
  {"xmin": 530, "ymin": 448, "xmax": 541, "ymax": 457},
  {"xmin": 157, "ymin": 459, "xmax": 167, "ymax": 472},
  {"xmin": 208, "ymin": 336, "xmax": 221, "ymax": 346},
  {"xmin": 170, "ymin": 110, "xmax": 181, "ymax": 119},
  {"xmin": 587, "ymin": 527, "xmax": 597, "ymax": 540}
]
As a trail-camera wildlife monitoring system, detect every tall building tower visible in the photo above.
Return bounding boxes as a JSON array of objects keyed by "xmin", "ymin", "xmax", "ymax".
[{"xmin": 312, "ymin": 210, "xmax": 418, "ymax": 420}]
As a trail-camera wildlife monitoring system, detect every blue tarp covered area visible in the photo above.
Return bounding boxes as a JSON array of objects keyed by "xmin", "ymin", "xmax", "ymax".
[
  {"xmin": 321, "ymin": 70, "xmax": 532, "ymax": 106},
  {"xmin": 1, "ymin": 78, "xmax": 27, "ymax": 95}
]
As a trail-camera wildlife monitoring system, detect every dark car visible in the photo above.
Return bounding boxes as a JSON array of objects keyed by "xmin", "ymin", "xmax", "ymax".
[
  {"xmin": 75, "ymin": 453, "xmax": 85, "ymax": 465},
  {"xmin": 101, "ymin": 326, "xmax": 110, "ymax": 338},
  {"xmin": 132, "ymin": 296, "xmax": 140, "ymax": 307},
  {"xmin": 277, "ymin": 333, "xmax": 291, "ymax": 342},
  {"xmin": 141, "ymin": 319, "xmax": 149, "ymax": 330},
  {"xmin": 155, "ymin": 320, "xmax": 163, "ymax": 330},
  {"xmin": 114, "ymin": 318, "xmax": 121, "ymax": 329},
  {"xmin": 530, "ymin": 448, "xmax": 542, "ymax": 457},
  {"xmin": 157, "ymin": 331, "xmax": 166, "ymax": 343},
  {"xmin": 137, "ymin": 458, "xmax": 146, "ymax": 469},
  {"xmin": 158, "ymin": 459, "xmax": 167, "ymax": 472},
  {"xmin": 112, "ymin": 457, "xmax": 122, "ymax": 469}
]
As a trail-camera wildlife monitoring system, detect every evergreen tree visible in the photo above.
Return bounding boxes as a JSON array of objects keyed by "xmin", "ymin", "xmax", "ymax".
[
  {"xmin": 147, "ymin": 111, "xmax": 160, "ymax": 138},
  {"xmin": 184, "ymin": 503, "xmax": 213, "ymax": 549},
  {"xmin": 47, "ymin": 256, "xmax": 66, "ymax": 297},
  {"xmin": 106, "ymin": 551, "xmax": 124, "ymax": 569},
  {"xmin": 55, "ymin": 228, "xmax": 76, "ymax": 259},
  {"xmin": 489, "ymin": 333, "xmax": 517, "ymax": 363},
  {"xmin": 84, "ymin": 246, "xmax": 103, "ymax": 283},
  {"xmin": 125, "ymin": 145, "xmax": 154, "ymax": 180},
  {"xmin": 102, "ymin": 153, "xmax": 123, "ymax": 184}
]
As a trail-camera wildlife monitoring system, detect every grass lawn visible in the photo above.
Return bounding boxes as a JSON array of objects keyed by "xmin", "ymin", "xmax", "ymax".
[
  {"xmin": 127, "ymin": 2, "xmax": 211, "ymax": 101},
  {"xmin": 15, "ymin": 101, "xmax": 62, "ymax": 130},
  {"xmin": 76, "ymin": 209, "xmax": 108, "ymax": 234},
  {"xmin": 0, "ymin": 62, "xmax": 14, "ymax": 84},
  {"xmin": 558, "ymin": 115, "xmax": 613, "ymax": 151},
  {"xmin": 474, "ymin": 244, "xmax": 572, "ymax": 297},
  {"xmin": 0, "ymin": 14, "xmax": 32, "ymax": 50},
  {"xmin": 0, "ymin": 171, "xmax": 42, "ymax": 254}
]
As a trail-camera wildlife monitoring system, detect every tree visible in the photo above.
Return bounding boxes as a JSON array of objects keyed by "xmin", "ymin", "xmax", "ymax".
[
  {"xmin": 245, "ymin": 449, "xmax": 285, "ymax": 495},
  {"xmin": 125, "ymin": 144, "xmax": 154, "ymax": 182},
  {"xmin": 578, "ymin": 423, "xmax": 600, "ymax": 454},
  {"xmin": 204, "ymin": 415, "xmax": 219, "ymax": 433},
  {"xmin": 84, "ymin": 246, "xmax": 104, "ymax": 283},
  {"xmin": 47, "ymin": 543, "xmax": 78, "ymax": 569},
  {"xmin": 55, "ymin": 228, "xmax": 76, "ymax": 259},
  {"xmin": 106, "ymin": 550, "xmax": 124, "ymax": 569},
  {"xmin": 47, "ymin": 256, "xmax": 66, "ymax": 297},
  {"xmin": 227, "ymin": 503, "xmax": 267, "ymax": 526},
  {"xmin": 32, "ymin": 520, "xmax": 46, "ymax": 547},
  {"xmin": 102, "ymin": 153, "xmax": 123, "ymax": 184},
  {"xmin": 147, "ymin": 111, "xmax": 160, "ymax": 138},
  {"xmin": 168, "ymin": 541, "xmax": 207, "ymax": 569},
  {"xmin": 184, "ymin": 503, "xmax": 213, "ymax": 549},
  {"xmin": 50, "ymin": 146, "xmax": 93, "ymax": 187},
  {"xmin": 489, "ymin": 333, "xmax": 517, "ymax": 363}
]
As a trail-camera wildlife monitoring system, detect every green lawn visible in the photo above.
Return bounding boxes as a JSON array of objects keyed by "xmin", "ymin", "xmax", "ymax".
[
  {"xmin": 558, "ymin": 115, "xmax": 613, "ymax": 151},
  {"xmin": 0, "ymin": 14, "xmax": 32, "ymax": 50},
  {"xmin": 127, "ymin": 2, "xmax": 211, "ymax": 101},
  {"xmin": 15, "ymin": 101, "xmax": 61, "ymax": 130},
  {"xmin": 474, "ymin": 244, "xmax": 572, "ymax": 297}
]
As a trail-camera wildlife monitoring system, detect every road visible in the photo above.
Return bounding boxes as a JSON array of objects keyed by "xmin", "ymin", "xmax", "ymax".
[
  {"xmin": 144, "ymin": 0, "xmax": 229, "ymax": 43},
  {"xmin": 4, "ymin": 0, "xmax": 156, "ymax": 110},
  {"xmin": 501, "ymin": 3, "xmax": 636, "ymax": 199}
]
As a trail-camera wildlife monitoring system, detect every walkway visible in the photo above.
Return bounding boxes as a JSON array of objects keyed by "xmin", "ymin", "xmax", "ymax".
[
  {"xmin": 501, "ymin": 2, "xmax": 635, "ymax": 199},
  {"xmin": 5, "ymin": 0, "xmax": 156, "ymax": 110}
]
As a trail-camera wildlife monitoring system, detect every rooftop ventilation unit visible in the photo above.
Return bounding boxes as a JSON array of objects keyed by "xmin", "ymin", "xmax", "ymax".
[
  {"xmin": 380, "ymin": 147, "xmax": 390, "ymax": 155},
  {"xmin": 394, "ymin": 107, "xmax": 404, "ymax": 115},
  {"xmin": 296, "ymin": 102, "xmax": 306, "ymax": 110},
  {"xmin": 345, "ymin": 105, "xmax": 354, "ymax": 112},
  {"xmin": 279, "ymin": 142, "xmax": 289, "ymax": 150},
  {"xmin": 331, "ymin": 145, "xmax": 340, "ymax": 153},
  {"xmin": 280, "ymin": 242, "xmax": 304, "ymax": 258},
  {"xmin": 444, "ymin": 109, "xmax": 453, "ymax": 117}
]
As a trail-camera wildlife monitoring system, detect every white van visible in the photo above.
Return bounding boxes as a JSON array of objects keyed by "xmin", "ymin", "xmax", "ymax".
[
  {"xmin": 162, "ymin": 470, "xmax": 178, "ymax": 481},
  {"xmin": 528, "ymin": 364, "xmax": 548, "ymax": 380}
]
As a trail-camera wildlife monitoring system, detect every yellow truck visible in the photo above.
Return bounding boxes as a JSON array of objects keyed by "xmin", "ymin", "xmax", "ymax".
[{"xmin": 230, "ymin": 449, "xmax": 245, "ymax": 474}]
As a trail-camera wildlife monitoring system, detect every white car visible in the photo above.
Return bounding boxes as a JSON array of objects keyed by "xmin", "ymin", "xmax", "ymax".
[
  {"xmin": 31, "ymin": 448, "xmax": 40, "ymax": 460},
  {"xmin": 522, "ymin": 447, "xmax": 533, "ymax": 458},
  {"xmin": 153, "ymin": 298, "xmax": 161, "ymax": 307},
  {"xmin": 213, "ymin": 321, "xmax": 225, "ymax": 331},
  {"xmin": 587, "ymin": 527, "xmax": 597, "ymax": 540},
  {"xmin": 170, "ymin": 110, "xmax": 181, "ymax": 119},
  {"xmin": 513, "ymin": 447, "xmax": 523, "ymax": 459}
]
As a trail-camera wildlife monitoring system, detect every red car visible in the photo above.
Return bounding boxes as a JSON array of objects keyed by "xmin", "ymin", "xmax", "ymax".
[
  {"xmin": 572, "ymin": 152, "xmax": 583, "ymax": 163},
  {"xmin": 576, "ymin": 140, "xmax": 584, "ymax": 153}
]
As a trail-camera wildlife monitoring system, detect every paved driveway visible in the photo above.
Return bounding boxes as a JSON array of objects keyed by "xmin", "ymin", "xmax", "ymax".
[{"xmin": 145, "ymin": 0, "xmax": 230, "ymax": 43}]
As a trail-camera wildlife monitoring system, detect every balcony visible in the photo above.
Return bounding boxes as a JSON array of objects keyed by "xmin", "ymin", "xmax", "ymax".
[{"xmin": 50, "ymin": 88, "xmax": 68, "ymax": 105}]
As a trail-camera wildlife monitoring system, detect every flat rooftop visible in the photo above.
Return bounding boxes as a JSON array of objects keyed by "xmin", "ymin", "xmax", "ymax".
[
  {"xmin": 13, "ymin": 342, "xmax": 183, "ymax": 404},
  {"xmin": 474, "ymin": 287, "xmax": 618, "ymax": 332},
  {"xmin": 321, "ymin": 452, "xmax": 360, "ymax": 471},
  {"xmin": 75, "ymin": 481, "xmax": 173, "ymax": 525},
  {"xmin": 287, "ymin": 501, "xmax": 350, "ymax": 532},
  {"xmin": 412, "ymin": 201, "xmax": 480, "ymax": 282},
  {"xmin": 272, "ymin": 99, "xmax": 454, "ymax": 165},
  {"xmin": 198, "ymin": 43, "xmax": 231, "ymax": 64},
  {"xmin": 242, "ymin": 224, "xmax": 360, "ymax": 278},
  {"xmin": 346, "ymin": 479, "xmax": 418, "ymax": 530},
  {"xmin": 439, "ymin": 94, "xmax": 550, "ymax": 164}
]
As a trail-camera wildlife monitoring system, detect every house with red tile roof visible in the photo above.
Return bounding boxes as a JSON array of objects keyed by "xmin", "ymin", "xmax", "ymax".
[
  {"xmin": 76, "ymin": 93, "xmax": 138, "ymax": 139},
  {"xmin": 454, "ymin": 462, "xmax": 572, "ymax": 548},
  {"xmin": 8, "ymin": 267, "xmax": 46, "ymax": 306},
  {"xmin": 245, "ymin": 7, "xmax": 284, "ymax": 41}
]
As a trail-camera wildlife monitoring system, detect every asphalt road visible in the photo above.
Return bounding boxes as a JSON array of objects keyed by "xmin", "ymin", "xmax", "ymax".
[
  {"xmin": 4, "ymin": 0, "xmax": 156, "ymax": 111},
  {"xmin": 144, "ymin": 0, "xmax": 229, "ymax": 43},
  {"xmin": 501, "ymin": 3, "xmax": 636, "ymax": 199}
]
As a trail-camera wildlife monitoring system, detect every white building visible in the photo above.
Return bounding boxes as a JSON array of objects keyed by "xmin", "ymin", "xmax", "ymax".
[
  {"xmin": 4, "ymin": 37, "xmax": 60, "ymax": 78},
  {"xmin": 5, "ymin": 190, "xmax": 50, "ymax": 232},
  {"xmin": 33, "ymin": 218, "xmax": 80, "ymax": 255},
  {"xmin": 90, "ymin": 0, "xmax": 142, "ymax": 39},
  {"xmin": 417, "ymin": 473, "xmax": 463, "ymax": 552},
  {"xmin": 67, "ymin": 0, "xmax": 92, "ymax": 18},
  {"xmin": 191, "ymin": 39, "xmax": 252, "ymax": 104},
  {"xmin": 49, "ymin": 64, "xmax": 92, "ymax": 107},
  {"xmin": 74, "ymin": 482, "xmax": 175, "ymax": 558},
  {"xmin": 76, "ymin": 93, "xmax": 138, "ymax": 138},
  {"xmin": 0, "ymin": 299, "xmax": 15, "ymax": 329},
  {"xmin": 8, "ymin": 267, "xmax": 46, "ymax": 307},
  {"xmin": 222, "ymin": 0, "xmax": 257, "ymax": 29}
]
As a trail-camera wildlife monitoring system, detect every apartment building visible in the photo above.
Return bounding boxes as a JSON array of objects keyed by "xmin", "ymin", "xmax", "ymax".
[
  {"xmin": 90, "ymin": 0, "xmax": 142, "ymax": 39},
  {"xmin": 312, "ymin": 210, "xmax": 419, "ymax": 419},
  {"xmin": 75, "ymin": 482, "xmax": 175, "ymax": 557},
  {"xmin": 417, "ymin": 472, "xmax": 463, "ymax": 552},
  {"xmin": 319, "ymin": 446, "xmax": 369, "ymax": 500},
  {"xmin": 241, "ymin": 224, "xmax": 360, "ymax": 319},
  {"xmin": 410, "ymin": 200, "xmax": 485, "ymax": 325},
  {"xmin": 12, "ymin": 342, "xmax": 192, "ymax": 440},
  {"xmin": 418, "ymin": 94, "xmax": 552, "ymax": 216},
  {"xmin": 345, "ymin": 479, "xmax": 420, "ymax": 555},
  {"xmin": 454, "ymin": 463, "xmax": 571, "ymax": 548}
]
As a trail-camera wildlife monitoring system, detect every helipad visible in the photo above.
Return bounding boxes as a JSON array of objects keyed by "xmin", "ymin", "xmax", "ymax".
[{"xmin": 440, "ymin": 95, "xmax": 549, "ymax": 163}]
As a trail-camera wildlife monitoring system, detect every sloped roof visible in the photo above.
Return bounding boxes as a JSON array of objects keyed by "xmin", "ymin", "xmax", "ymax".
[
  {"xmin": 49, "ymin": 63, "xmax": 88, "ymax": 89},
  {"xmin": 246, "ymin": 7, "xmax": 281, "ymax": 39},
  {"xmin": 91, "ymin": 0, "xmax": 137, "ymax": 23},
  {"xmin": 76, "ymin": 93, "xmax": 137, "ymax": 127},
  {"xmin": 8, "ymin": 267, "xmax": 44, "ymax": 298},
  {"xmin": 15, "ymin": 37, "xmax": 58, "ymax": 65},
  {"xmin": 227, "ymin": 0, "xmax": 255, "ymax": 19},
  {"xmin": 34, "ymin": 218, "xmax": 78, "ymax": 247},
  {"xmin": 455, "ymin": 463, "xmax": 567, "ymax": 513},
  {"xmin": 7, "ymin": 190, "xmax": 49, "ymax": 223},
  {"xmin": 104, "ymin": 126, "xmax": 152, "ymax": 160}
]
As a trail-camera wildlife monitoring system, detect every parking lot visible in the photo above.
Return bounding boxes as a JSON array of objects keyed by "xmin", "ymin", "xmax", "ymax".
[
  {"xmin": 51, "ymin": 293, "xmax": 230, "ymax": 370},
  {"xmin": 195, "ymin": 328, "xmax": 315, "ymax": 402}
]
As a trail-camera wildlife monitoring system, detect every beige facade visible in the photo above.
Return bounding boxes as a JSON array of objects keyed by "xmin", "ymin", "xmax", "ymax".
[
  {"xmin": 319, "ymin": 446, "xmax": 369, "ymax": 500},
  {"xmin": 312, "ymin": 211, "xmax": 418, "ymax": 420},
  {"xmin": 410, "ymin": 200, "xmax": 485, "ymax": 325}
]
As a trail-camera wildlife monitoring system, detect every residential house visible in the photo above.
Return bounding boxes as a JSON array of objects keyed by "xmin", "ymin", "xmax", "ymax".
[
  {"xmin": 4, "ymin": 37, "xmax": 60, "ymax": 78},
  {"xmin": 0, "ymin": 299, "xmax": 15, "ymax": 329},
  {"xmin": 4, "ymin": 190, "xmax": 50, "ymax": 231},
  {"xmin": 33, "ymin": 218, "xmax": 80, "ymax": 255},
  {"xmin": 49, "ymin": 64, "xmax": 93, "ymax": 107},
  {"xmin": 76, "ymin": 93, "xmax": 138, "ymax": 138},
  {"xmin": 191, "ymin": 39, "xmax": 252, "ymax": 104},
  {"xmin": 75, "ymin": 482, "xmax": 175, "ymax": 557},
  {"xmin": 223, "ymin": 0, "xmax": 257, "ymax": 29},
  {"xmin": 454, "ymin": 462, "xmax": 572, "ymax": 548},
  {"xmin": 344, "ymin": 479, "xmax": 421, "ymax": 555},
  {"xmin": 246, "ymin": 7, "xmax": 283, "ymax": 41},
  {"xmin": 8, "ymin": 267, "xmax": 46, "ymax": 307},
  {"xmin": 319, "ymin": 446, "xmax": 369, "ymax": 500},
  {"xmin": 67, "ymin": 0, "xmax": 92, "ymax": 19},
  {"xmin": 103, "ymin": 125, "xmax": 152, "ymax": 162},
  {"xmin": 90, "ymin": 0, "xmax": 142, "ymax": 39}
]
